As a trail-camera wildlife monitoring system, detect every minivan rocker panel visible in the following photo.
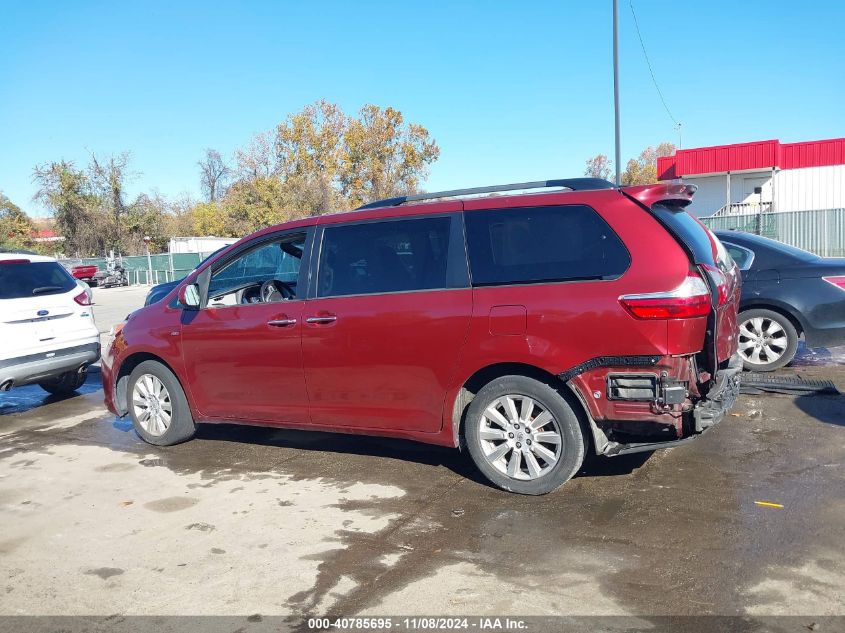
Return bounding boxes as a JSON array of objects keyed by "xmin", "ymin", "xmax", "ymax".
[{"xmin": 102, "ymin": 180, "xmax": 741, "ymax": 495}]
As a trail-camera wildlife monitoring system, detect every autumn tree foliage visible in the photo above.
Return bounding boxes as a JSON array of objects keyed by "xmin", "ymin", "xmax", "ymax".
[
  {"xmin": 0, "ymin": 192, "xmax": 35, "ymax": 250},
  {"xmin": 584, "ymin": 154, "xmax": 613, "ymax": 181},
  {"xmin": 584, "ymin": 142, "xmax": 675, "ymax": 186},
  {"xmin": 27, "ymin": 100, "xmax": 441, "ymax": 253},
  {"xmin": 191, "ymin": 100, "xmax": 440, "ymax": 237}
]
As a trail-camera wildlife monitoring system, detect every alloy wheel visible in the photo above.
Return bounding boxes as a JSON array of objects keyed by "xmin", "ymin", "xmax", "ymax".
[
  {"xmin": 132, "ymin": 374, "xmax": 172, "ymax": 437},
  {"xmin": 478, "ymin": 395, "xmax": 563, "ymax": 481},
  {"xmin": 739, "ymin": 316, "xmax": 788, "ymax": 366}
]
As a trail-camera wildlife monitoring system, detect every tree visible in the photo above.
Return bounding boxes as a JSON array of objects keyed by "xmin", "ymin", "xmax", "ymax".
[
  {"xmin": 275, "ymin": 99, "xmax": 347, "ymax": 214},
  {"xmin": 621, "ymin": 142, "xmax": 675, "ymax": 185},
  {"xmin": 0, "ymin": 192, "xmax": 35, "ymax": 249},
  {"xmin": 33, "ymin": 160, "xmax": 103, "ymax": 256},
  {"xmin": 198, "ymin": 148, "xmax": 231, "ymax": 202},
  {"xmin": 584, "ymin": 154, "xmax": 614, "ymax": 181},
  {"xmin": 90, "ymin": 152, "xmax": 133, "ymax": 247},
  {"xmin": 341, "ymin": 104, "xmax": 440, "ymax": 209}
]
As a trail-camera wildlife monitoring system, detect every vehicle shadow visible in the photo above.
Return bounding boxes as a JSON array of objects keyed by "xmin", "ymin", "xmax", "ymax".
[
  {"xmin": 193, "ymin": 422, "xmax": 650, "ymax": 489},
  {"xmin": 0, "ymin": 366, "xmax": 102, "ymax": 416},
  {"xmin": 794, "ymin": 393, "xmax": 845, "ymax": 427}
]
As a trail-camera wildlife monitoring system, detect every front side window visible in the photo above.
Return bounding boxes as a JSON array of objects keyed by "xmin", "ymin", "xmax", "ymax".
[
  {"xmin": 318, "ymin": 217, "xmax": 451, "ymax": 298},
  {"xmin": 464, "ymin": 205, "xmax": 630, "ymax": 286},
  {"xmin": 207, "ymin": 234, "xmax": 305, "ymax": 305}
]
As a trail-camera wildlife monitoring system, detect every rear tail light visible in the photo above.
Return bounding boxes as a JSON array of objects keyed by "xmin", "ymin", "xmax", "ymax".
[
  {"xmin": 74, "ymin": 291, "xmax": 92, "ymax": 306},
  {"xmin": 0, "ymin": 259, "xmax": 30, "ymax": 264},
  {"xmin": 823, "ymin": 276, "xmax": 845, "ymax": 292},
  {"xmin": 620, "ymin": 273, "xmax": 711, "ymax": 319},
  {"xmin": 701, "ymin": 264, "xmax": 731, "ymax": 306}
]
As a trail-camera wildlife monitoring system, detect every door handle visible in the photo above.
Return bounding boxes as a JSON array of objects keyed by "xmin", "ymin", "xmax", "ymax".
[
  {"xmin": 305, "ymin": 315, "xmax": 337, "ymax": 324},
  {"xmin": 267, "ymin": 318, "xmax": 297, "ymax": 327}
]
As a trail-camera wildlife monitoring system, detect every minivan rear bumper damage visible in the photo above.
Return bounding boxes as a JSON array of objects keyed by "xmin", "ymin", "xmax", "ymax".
[{"xmin": 566, "ymin": 353, "xmax": 743, "ymax": 457}]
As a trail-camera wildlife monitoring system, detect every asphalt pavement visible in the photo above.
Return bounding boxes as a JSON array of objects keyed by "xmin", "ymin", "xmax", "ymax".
[{"xmin": 1, "ymin": 286, "xmax": 843, "ymax": 621}]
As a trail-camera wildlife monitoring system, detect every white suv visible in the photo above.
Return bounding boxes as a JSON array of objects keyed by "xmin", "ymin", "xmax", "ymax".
[{"xmin": 0, "ymin": 253, "xmax": 100, "ymax": 394}]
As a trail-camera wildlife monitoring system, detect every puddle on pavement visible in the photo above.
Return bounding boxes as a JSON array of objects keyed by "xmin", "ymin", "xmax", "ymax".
[
  {"xmin": 792, "ymin": 343, "xmax": 845, "ymax": 366},
  {"xmin": 0, "ymin": 368, "xmax": 102, "ymax": 416}
]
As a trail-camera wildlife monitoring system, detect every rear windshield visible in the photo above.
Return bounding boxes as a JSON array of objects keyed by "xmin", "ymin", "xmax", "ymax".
[
  {"xmin": 651, "ymin": 203, "xmax": 721, "ymax": 267},
  {"xmin": 0, "ymin": 261, "xmax": 77, "ymax": 300},
  {"xmin": 465, "ymin": 204, "xmax": 630, "ymax": 286}
]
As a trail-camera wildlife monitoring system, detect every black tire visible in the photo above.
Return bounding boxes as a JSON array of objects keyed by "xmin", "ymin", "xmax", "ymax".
[
  {"xmin": 738, "ymin": 308, "xmax": 799, "ymax": 371},
  {"xmin": 464, "ymin": 375, "xmax": 586, "ymax": 495},
  {"xmin": 39, "ymin": 369, "xmax": 87, "ymax": 395},
  {"xmin": 127, "ymin": 360, "xmax": 195, "ymax": 446}
]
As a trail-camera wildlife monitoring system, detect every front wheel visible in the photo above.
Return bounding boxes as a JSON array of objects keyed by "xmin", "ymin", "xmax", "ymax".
[
  {"xmin": 464, "ymin": 375, "xmax": 586, "ymax": 495},
  {"xmin": 738, "ymin": 308, "xmax": 799, "ymax": 371},
  {"xmin": 128, "ymin": 360, "xmax": 195, "ymax": 446}
]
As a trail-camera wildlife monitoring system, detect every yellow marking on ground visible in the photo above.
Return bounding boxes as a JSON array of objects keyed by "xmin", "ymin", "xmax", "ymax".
[{"xmin": 754, "ymin": 501, "xmax": 784, "ymax": 509}]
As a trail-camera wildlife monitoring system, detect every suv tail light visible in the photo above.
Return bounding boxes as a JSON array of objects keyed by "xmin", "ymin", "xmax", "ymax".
[
  {"xmin": 620, "ymin": 273, "xmax": 711, "ymax": 319},
  {"xmin": 701, "ymin": 264, "xmax": 730, "ymax": 306},
  {"xmin": 74, "ymin": 291, "xmax": 92, "ymax": 306},
  {"xmin": 823, "ymin": 276, "xmax": 845, "ymax": 292}
]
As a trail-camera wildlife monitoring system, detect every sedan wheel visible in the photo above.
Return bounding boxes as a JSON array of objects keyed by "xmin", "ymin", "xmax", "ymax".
[
  {"xmin": 737, "ymin": 309, "xmax": 799, "ymax": 371},
  {"xmin": 478, "ymin": 395, "xmax": 562, "ymax": 481},
  {"xmin": 132, "ymin": 374, "xmax": 172, "ymax": 437}
]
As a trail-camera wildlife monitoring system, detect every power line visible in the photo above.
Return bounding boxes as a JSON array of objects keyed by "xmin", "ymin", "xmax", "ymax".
[{"xmin": 629, "ymin": 0, "xmax": 679, "ymax": 128}]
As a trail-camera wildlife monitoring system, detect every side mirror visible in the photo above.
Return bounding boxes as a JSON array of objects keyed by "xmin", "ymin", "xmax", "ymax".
[{"xmin": 178, "ymin": 283, "xmax": 201, "ymax": 310}]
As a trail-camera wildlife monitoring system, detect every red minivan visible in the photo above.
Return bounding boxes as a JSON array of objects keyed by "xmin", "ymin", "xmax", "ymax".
[{"xmin": 102, "ymin": 178, "xmax": 741, "ymax": 494}]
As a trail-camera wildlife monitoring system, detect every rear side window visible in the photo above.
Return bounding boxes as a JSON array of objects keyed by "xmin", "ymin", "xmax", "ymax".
[
  {"xmin": 0, "ymin": 261, "xmax": 77, "ymax": 300},
  {"xmin": 722, "ymin": 242, "xmax": 754, "ymax": 271},
  {"xmin": 464, "ymin": 205, "xmax": 630, "ymax": 286},
  {"xmin": 318, "ymin": 217, "xmax": 450, "ymax": 297}
]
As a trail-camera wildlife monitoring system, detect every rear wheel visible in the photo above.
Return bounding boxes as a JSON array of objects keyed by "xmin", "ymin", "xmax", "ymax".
[
  {"xmin": 738, "ymin": 308, "xmax": 799, "ymax": 371},
  {"xmin": 128, "ymin": 360, "xmax": 195, "ymax": 446},
  {"xmin": 464, "ymin": 375, "xmax": 585, "ymax": 495},
  {"xmin": 39, "ymin": 369, "xmax": 87, "ymax": 395}
]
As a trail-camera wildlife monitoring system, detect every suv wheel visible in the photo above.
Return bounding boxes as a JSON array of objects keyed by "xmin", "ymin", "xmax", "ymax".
[
  {"xmin": 464, "ymin": 375, "xmax": 585, "ymax": 495},
  {"xmin": 128, "ymin": 360, "xmax": 195, "ymax": 446},
  {"xmin": 738, "ymin": 308, "xmax": 799, "ymax": 371},
  {"xmin": 39, "ymin": 369, "xmax": 87, "ymax": 395}
]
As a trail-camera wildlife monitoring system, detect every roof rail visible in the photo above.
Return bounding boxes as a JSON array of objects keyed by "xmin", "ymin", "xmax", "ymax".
[{"xmin": 355, "ymin": 178, "xmax": 617, "ymax": 210}]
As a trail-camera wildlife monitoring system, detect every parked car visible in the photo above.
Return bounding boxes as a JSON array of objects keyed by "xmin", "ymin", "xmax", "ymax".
[
  {"xmin": 103, "ymin": 178, "xmax": 741, "ymax": 495},
  {"xmin": 60, "ymin": 260, "xmax": 100, "ymax": 285},
  {"xmin": 714, "ymin": 230, "xmax": 845, "ymax": 370},
  {"xmin": 70, "ymin": 263, "xmax": 98, "ymax": 284},
  {"xmin": 144, "ymin": 246, "xmax": 232, "ymax": 306},
  {"xmin": 0, "ymin": 253, "xmax": 100, "ymax": 394}
]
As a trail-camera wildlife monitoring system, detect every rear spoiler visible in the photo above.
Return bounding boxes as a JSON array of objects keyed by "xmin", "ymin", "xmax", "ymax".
[{"xmin": 622, "ymin": 183, "xmax": 698, "ymax": 208}]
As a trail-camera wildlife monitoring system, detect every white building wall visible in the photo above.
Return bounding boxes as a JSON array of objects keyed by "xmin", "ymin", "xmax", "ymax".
[
  {"xmin": 681, "ymin": 172, "xmax": 773, "ymax": 217},
  {"xmin": 776, "ymin": 165, "xmax": 845, "ymax": 212}
]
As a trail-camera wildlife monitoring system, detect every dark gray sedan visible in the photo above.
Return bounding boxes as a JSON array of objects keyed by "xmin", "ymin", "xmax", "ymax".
[{"xmin": 715, "ymin": 230, "xmax": 845, "ymax": 370}]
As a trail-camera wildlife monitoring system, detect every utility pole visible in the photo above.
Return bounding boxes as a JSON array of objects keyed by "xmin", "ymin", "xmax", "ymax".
[{"xmin": 613, "ymin": 0, "xmax": 621, "ymax": 186}]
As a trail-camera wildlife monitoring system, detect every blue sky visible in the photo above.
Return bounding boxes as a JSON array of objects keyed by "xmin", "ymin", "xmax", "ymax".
[{"xmin": 2, "ymin": 0, "xmax": 844, "ymax": 216}]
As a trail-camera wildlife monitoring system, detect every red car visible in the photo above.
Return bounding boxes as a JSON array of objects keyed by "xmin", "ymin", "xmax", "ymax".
[
  {"xmin": 102, "ymin": 178, "xmax": 741, "ymax": 494},
  {"xmin": 70, "ymin": 264, "xmax": 98, "ymax": 283}
]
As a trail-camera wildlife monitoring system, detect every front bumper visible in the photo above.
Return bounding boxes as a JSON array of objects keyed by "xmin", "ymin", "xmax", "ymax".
[
  {"xmin": 0, "ymin": 342, "xmax": 101, "ymax": 389},
  {"xmin": 601, "ymin": 353, "xmax": 743, "ymax": 456}
]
